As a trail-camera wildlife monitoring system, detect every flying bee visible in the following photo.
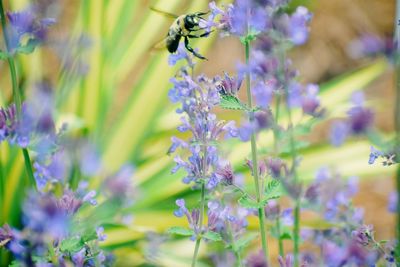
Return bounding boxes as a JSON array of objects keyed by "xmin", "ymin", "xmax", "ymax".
[{"xmin": 151, "ymin": 7, "xmax": 212, "ymax": 60}]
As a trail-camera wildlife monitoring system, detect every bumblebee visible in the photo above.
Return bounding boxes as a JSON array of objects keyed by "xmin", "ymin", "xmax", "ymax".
[{"xmin": 151, "ymin": 7, "xmax": 211, "ymax": 60}]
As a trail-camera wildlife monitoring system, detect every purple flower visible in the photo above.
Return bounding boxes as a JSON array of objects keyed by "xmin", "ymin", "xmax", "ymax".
[
  {"xmin": 222, "ymin": 0, "xmax": 270, "ymax": 36},
  {"xmin": 252, "ymin": 81, "xmax": 273, "ymax": 109},
  {"xmin": 217, "ymin": 72, "xmax": 242, "ymax": 96},
  {"xmin": 347, "ymin": 106, "xmax": 374, "ymax": 134},
  {"xmin": 168, "ymin": 43, "xmax": 195, "ymax": 67},
  {"xmin": 103, "ymin": 165, "xmax": 135, "ymax": 198},
  {"xmin": 7, "ymin": 6, "xmax": 56, "ymax": 51},
  {"xmin": 278, "ymin": 255, "xmax": 293, "ymax": 267},
  {"xmin": 288, "ymin": 6, "xmax": 312, "ymax": 45},
  {"xmin": 247, "ymin": 250, "xmax": 268, "ymax": 267},
  {"xmin": 388, "ymin": 192, "xmax": 397, "ymax": 213},
  {"xmin": 330, "ymin": 121, "xmax": 349, "ymax": 147},
  {"xmin": 264, "ymin": 200, "xmax": 280, "ymax": 220},
  {"xmin": 96, "ymin": 226, "xmax": 107, "ymax": 242},
  {"xmin": 368, "ymin": 146, "xmax": 383, "ymax": 164},
  {"xmin": 351, "ymin": 225, "xmax": 373, "ymax": 246},
  {"xmin": 0, "ymin": 224, "xmax": 13, "ymax": 248},
  {"xmin": 215, "ymin": 164, "xmax": 235, "ymax": 185}
]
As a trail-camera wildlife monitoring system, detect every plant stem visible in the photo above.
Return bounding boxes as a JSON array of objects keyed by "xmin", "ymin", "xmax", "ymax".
[
  {"xmin": 192, "ymin": 182, "xmax": 206, "ymax": 267},
  {"xmin": 227, "ymin": 220, "xmax": 242, "ymax": 267},
  {"xmin": 244, "ymin": 39, "xmax": 269, "ymax": 263},
  {"xmin": 276, "ymin": 217, "xmax": 284, "ymax": 257},
  {"xmin": 394, "ymin": 0, "xmax": 400, "ymax": 260},
  {"xmin": 285, "ymin": 88, "xmax": 301, "ymax": 266},
  {"xmin": 0, "ymin": 0, "xmax": 36, "ymax": 190}
]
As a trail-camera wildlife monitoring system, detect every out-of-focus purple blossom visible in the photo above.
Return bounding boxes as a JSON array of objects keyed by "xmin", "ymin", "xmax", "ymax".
[
  {"xmin": 238, "ymin": 121, "xmax": 256, "ymax": 142},
  {"xmin": 347, "ymin": 106, "xmax": 374, "ymax": 134},
  {"xmin": 281, "ymin": 208, "xmax": 293, "ymax": 226},
  {"xmin": 215, "ymin": 163, "xmax": 235, "ymax": 185},
  {"xmin": 306, "ymin": 168, "xmax": 361, "ymax": 222},
  {"xmin": 301, "ymin": 84, "xmax": 323, "ymax": 116},
  {"xmin": 330, "ymin": 121, "xmax": 349, "ymax": 147},
  {"xmin": 223, "ymin": 0, "xmax": 270, "ymax": 36},
  {"xmin": 22, "ymin": 191, "xmax": 74, "ymax": 239},
  {"xmin": 103, "ymin": 165, "xmax": 134, "ymax": 199},
  {"xmin": 288, "ymin": 83, "xmax": 323, "ymax": 117},
  {"xmin": 246, "ymin": 159, "xmax": 268, "ymax": 178},
  {"xmin": 80, "ymin": 144, "xmax": 101, "ymax": 176},
  {"xmin": 72, "ymin": 248, "xmax": 85, "ymax": 267},
  {"xmin": 388, "ymin": 192, "xmax": 397, "ymax": 213},
  {"xmin": 33, "ymin": 150, "xmax": 69, "ymax": 191},
  {"xmin": 348, "ymin": 34, "xmax": 386, "ymax": 59},
  {"xmin": 266, "ymin": 157, "xmax": 288, "ymax": 179},
  {"xmin": 351, "ymin": 225, "xmax": 373, "ymax": 246},
  {"xmin": 247, "ymin": 250, "xmax": 268, "ymax": 267},
  {"xmin": 82, "ymin": 190, "xmax": 97, "ymax": 205},
  {"xmin": 96, "ymin": 226, "xmax": 107, "ymax": 242},
  {"xmin": 0, "ymin": 224, "xmax": 13, "ymax": 248},
  {"xmin": 288, "ymin": 6, "xmax": 312, "ymax": 45},
  {"xmin": 6, "ymin": 6, "xmax": 56, "ymax": 52},
  {"xmin": 252, "ymin": 81, "xmax": 273, "ymax": 109},
  {"xmin": 174, "ymin": 199, "xmax": 188, "ymax": 218},
  {"xmin": 255, "ymin": 110, "xmax": 273, "ymax": 130},
  {"xmin": 368, "ymin": 146, "xmax": 384, "ymax": 164},
  {"xmin": 264, "ymin": 199, "xmax": 280, "ymax": 220},
  {"xmin": 278, "ymin": 254, "xmax": 293, "ymax": 267}
]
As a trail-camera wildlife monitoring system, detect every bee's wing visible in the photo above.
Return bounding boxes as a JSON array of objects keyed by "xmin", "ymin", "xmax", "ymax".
[
  {"xmin": 151, "ymin": 37, "xmax": 168, "ymax": 51},
  {"xmin": 150, "ymin": 7, "xmax": 178, "ymax": 19}
]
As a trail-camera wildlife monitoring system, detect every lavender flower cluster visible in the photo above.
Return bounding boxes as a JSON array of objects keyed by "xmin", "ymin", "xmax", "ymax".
[
  {"xmin": 166, "ymin": 0, "xmax": 397, "ymax": 266},
  {"xmin": 0, "ymin": 3, "xmax": 135, "ymax": 266}
]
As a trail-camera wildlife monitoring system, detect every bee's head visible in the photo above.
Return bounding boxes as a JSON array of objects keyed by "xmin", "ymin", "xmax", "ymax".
[{"xmin": 185, "ymin": 12, "xmax": 208, "ymax": 30}]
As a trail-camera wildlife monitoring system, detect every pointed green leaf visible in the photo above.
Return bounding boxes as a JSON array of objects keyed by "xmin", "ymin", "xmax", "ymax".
[
  {"xmin": 219, "ymin": 95, "xmax": 248, "ymax": 111},
  {"xmin": 167, "ymin": 226, "xmax": 194, "ymax": 237},
  {"xmin": 202, "ymin": 231, "xmax": 222, "ymax": 242}
]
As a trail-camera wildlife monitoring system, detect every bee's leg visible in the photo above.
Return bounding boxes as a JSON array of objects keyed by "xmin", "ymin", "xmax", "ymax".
[
  {"xmin": 187, "ymin": 30, "xmax": 213, "ymax": 38},
  {"xmin": 184, "ymin": 37, "xmax": 207, "ymax": 60}
]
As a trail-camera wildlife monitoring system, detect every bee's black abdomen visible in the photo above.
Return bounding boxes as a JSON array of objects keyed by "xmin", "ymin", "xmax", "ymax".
[{"xmin": 166, "ymin": 31, "xmax": 181, "ymax": 53}]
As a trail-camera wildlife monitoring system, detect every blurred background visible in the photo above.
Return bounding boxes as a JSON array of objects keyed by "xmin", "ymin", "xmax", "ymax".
[{"xmin": 0, "ymin": 0, "xmax": 397, "ymax": 266}]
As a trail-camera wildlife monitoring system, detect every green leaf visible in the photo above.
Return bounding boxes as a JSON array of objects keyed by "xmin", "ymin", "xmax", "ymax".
[
  {"xmin": 15, "ymin": 39, "xmax": 41, "ymax": 54},
  {"xmin": 264, "ymin": 179, "xmax": 282, "ymax": 201},
  {"xmin": 280, "ymin": 232, "xmax": 292, "ymax": 240},
  {"xmin": 219, "ymin": 95, "xmax": 248, "ymax": 111},
  {"xmin": 238, "ymin": 194, "xmax": 266, "ymax": 209},
  {"xmin": 60, "ymin": 237, "xmax": 84, "ymax": 253},
  {"xmin": 232, "ymin": 233, "xmax": 258, "ymax": 252},
  {"xmin": 167, "ymin": 226, "xmax": 194, "ymax": 237},
  {"xmin": 202, "ymin": 231, "xmax": 222, "ymax": 242}
]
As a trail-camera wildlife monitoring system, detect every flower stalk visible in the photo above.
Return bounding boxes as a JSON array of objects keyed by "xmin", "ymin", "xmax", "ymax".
[
  {"xmin": 0, "ymin": 0, "xmax": 36, "ymax": 190},
  {"xmin": 244, "ymin": 39, "xmax": 270, "ymax": 263},
  {"xmin": 285, "ymin": 85, "xmax": 301, "ymax": 267}
]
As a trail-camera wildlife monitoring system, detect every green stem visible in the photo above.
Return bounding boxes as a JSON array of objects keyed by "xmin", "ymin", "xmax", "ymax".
[
  {"xmin": 276, "ymin": 217, "xmax": 284, "ymax": 257},
  {"xmin": 227, "ymin": 221, "xmax": 242, "ymax": 267},
  {"xmin": 0, "ymin": 0, "xmax": 36, "ymax": 190},
  {"xmin": 245, "ymin": 39, "xmax": 269, "ymax": 263},
  {"xmin": 395, "ymin": 0, "xmax": 400, "ymax": 261},
  {"xmin": 285, "ymin": 84, "xmax": 300, "ymax": 266},
  {"xmin": 191, "ymin": 182, "xmax": 206, "ymax": 267}
]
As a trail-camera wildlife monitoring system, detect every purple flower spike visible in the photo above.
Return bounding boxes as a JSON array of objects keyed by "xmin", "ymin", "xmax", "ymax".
[
  {"xmin": 330, "ymin": 121, "xmax": 349, "ymax": 147},
  {"xmin": 288, "ymin": 6, "xmax": 312, "ymax": 45}
]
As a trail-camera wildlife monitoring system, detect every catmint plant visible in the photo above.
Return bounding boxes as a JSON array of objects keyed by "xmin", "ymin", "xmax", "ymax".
[{"xmin": 168, "ymin": 42, "xmax": 240, "ymax": 266}]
